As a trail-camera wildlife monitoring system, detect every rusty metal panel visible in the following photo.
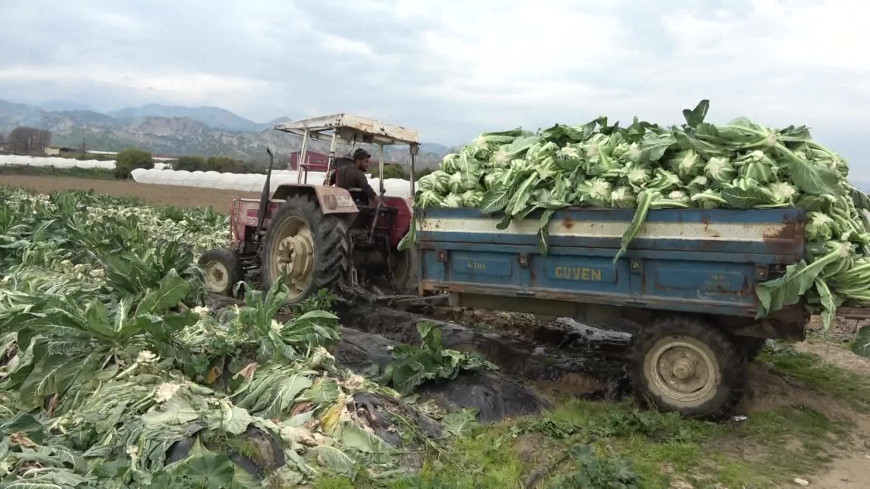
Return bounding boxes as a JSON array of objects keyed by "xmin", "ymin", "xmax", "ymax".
[
  {"xmin": 417, "ymin": 207, "xmax": 805, "ymax": 261},
  {"xmin": 274, "ymin": 114, "xmax": 419, "ymax": 146},
  {"xmin": 311, "ymin": 185, "xmax": 360, "ymax": 215}
]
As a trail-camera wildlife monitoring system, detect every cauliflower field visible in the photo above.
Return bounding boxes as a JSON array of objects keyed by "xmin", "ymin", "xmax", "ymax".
[{"xmin": 0, "ymin": 187, "xmax": 469, "ymax": 488}]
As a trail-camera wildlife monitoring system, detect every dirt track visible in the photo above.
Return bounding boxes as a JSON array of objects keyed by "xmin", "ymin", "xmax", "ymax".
[{"xmin": 0, "ymin": 175, "xmax": 259, "ymax": 212}]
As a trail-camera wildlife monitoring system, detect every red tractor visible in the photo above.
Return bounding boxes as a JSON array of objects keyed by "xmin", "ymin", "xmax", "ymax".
[{"xmin": 199, "ymin": 114, "xmax": 420, "ymax": 303}]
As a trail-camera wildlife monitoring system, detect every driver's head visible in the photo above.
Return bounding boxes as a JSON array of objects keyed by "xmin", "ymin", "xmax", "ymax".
[{"xmin": 353, "ymin": 148, "xmax": 371, "ymax": 171}]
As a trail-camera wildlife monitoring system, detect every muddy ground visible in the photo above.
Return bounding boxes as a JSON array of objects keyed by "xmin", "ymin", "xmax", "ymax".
[{"xmin": 0, "ymin": 175, "xmax": 258, "ymax": 211}]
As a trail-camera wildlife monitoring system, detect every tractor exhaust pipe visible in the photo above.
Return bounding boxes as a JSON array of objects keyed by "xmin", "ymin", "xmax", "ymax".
[{"xmin": 255, "ymin": 148, "xmax": 275, "ymax": 239}]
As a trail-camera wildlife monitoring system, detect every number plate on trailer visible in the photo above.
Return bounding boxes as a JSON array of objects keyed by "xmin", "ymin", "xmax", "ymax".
[{"xmin": 336, "ymin": 195, "xmax": 354, "ymax": 207}]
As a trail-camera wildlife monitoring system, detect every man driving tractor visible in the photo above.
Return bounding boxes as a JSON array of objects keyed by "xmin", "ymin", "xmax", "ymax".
[{"xmin": 328, "ymin": 148, "xmax": 380, "ymax": 207}]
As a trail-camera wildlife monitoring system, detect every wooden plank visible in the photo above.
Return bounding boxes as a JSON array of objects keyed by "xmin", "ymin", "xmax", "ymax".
[{"xmin": 836, "ymin": 307, "xmax": 870, "ymax": 319}]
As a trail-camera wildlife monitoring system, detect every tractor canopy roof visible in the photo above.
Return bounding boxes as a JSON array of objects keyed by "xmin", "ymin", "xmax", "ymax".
[{"xmin": 274, "ymin": 114, "xmax": 419, "ymax": 147}]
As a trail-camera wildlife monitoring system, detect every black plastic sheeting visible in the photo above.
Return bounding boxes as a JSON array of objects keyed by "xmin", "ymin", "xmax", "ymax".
[{"xmin": 333, "ymin": 326, "xmax": 550, "ymax": 423}]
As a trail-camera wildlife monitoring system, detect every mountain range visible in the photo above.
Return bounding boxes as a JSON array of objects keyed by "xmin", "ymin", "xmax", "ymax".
[
  {"xmin": 6, "ymin": 99, "xmax": 868, "ymax": 192},
  {"xmin": 0, "ymin": 99, "xmax": 451, "ymax": 167}
]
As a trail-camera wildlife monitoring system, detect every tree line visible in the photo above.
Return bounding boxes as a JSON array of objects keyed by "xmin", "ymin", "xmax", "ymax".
[
  {"xmin": 0, "ymin": 130, "xmax": 436, "ymax": 181},
  {"xmin": 114, "ymin": 152, "xmax": 267, "ymax": 179},
  {"xmin": 174, "ymin": 155, "xmax": 266, "ymax": 174},
  {"xmin": 369, "ymin": 164, "xmax": 434, "ymax": 180},
  {"xmin": 0, "ymin": 127, "xmax": 52, "ymax": 154}
]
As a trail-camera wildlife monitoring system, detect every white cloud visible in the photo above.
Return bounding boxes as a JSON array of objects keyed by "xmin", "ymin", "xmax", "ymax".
[
  {"xmin": 754, "ymin": 0, "xmax": 870, "ymax": 70},
  {"xmin": 649, "ymin": 0, "xmax": 870, "ymax": 130},
  {"xmin": 80, "ymin": 8, "xmax": 142, "ymax": 31},
  {"xmin": 662, "ymin": 0, "xmax": 870, "ymax": 75},
  {"xmin": 1, "ymin": 0, "xmax": 869, "ymax": 176},
  {"xmin": 418, "ymin": 1, "xmax": 625, "ymax": 102},
  {"xmin": 319, "ymin": 34, "xmax": 376, "ymax": 57},
  {"xmin": 0, "ymin": 65, "xmax": 272, "ymax": 104}
]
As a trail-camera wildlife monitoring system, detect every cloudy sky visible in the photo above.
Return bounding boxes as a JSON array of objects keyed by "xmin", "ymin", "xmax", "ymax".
[{"xmin": 1, "ymin": 0, "xmax": 868, "ymax": 177}]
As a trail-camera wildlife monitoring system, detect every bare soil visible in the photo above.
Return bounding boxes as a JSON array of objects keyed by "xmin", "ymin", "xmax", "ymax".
[
  {"xmin": 807, "ymin": 314, "xmax": 869, "ymax": 341},
  {"xmin": 796, "ymin": 340, "xmax": 870, "ymax": 377},
  {"xmin": 0, "ymin": 175, "xmax": 259, "ymax": 212},
  {"xmin": 740, "ymin": 352, "xmax": 870, "ymax": 488},
  {"xmin": 792, "ymin": 340, "xmax": 870, "ymax": 489},
  {"xmin": 739, "ymin": 363, "xmax": 854, "ymax": 420}
]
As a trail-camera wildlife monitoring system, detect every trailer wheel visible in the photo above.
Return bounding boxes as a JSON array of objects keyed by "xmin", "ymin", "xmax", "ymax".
[
  {"xmin": 629, "ymin": 316, "xmax": 745, "ymax": 418},
  {"xmin": 261, "ymin": 194, "xmax": 351, "ymax": 304},
  {"xmin": 199, "ymin": 248, "xmax": 242, "ymax": 296}
]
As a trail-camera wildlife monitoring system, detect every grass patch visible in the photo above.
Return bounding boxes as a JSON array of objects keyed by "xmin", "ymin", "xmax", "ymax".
[
  {"xmin": 313, "ymin": 477, "xmax": 355, "ymax": 489},
  {"xmin": 318, "ymin": 339, "xmax": 866, "ymax": 488},
  {"xmin": 312, "ymin": 399, "xmax": 850, "ymax": 489},
  {"xmin": 759, "ymin": 346, "xmax": 870, "ymax": 412},
  {"xmin": 312, "ymin": 423, "xmax": 524, "ymax": 489},
  {"xmin": 558, "ymin": 402, "xmax": 846, "ymax": 489},
  {"xmin": 549, "ymin": 401, "xmax": 723, "ymax": 488},
  {"xmin": 392, "ymin": 427, "xmax": 525, "ymax": 489},
  {"xmin": 690, "ymin": 404, "xmax": 849, "ymax": 488},
  {"xmin": 0, "ymin": 165, "xmax": 117, "ymax": 180}
]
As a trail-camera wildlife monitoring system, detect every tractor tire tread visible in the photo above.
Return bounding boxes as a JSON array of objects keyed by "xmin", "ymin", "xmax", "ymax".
[{"xmin": 261, "ymin": 194, "xmax": 351, "ymax": 303}]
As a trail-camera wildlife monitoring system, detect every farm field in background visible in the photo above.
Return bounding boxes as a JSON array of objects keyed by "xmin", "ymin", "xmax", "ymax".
[{"xmin": 0, "ymin": 174, "xmax": 258, "ymax": 211}]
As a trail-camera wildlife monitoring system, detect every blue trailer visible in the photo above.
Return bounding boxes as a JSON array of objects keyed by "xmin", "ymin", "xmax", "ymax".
[{"xmin": 415, "ymin": 206, "xmax": 808, "ymax": 416}]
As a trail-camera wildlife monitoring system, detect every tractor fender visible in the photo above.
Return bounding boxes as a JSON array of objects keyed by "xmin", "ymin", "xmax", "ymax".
[{"xmin": 271, "ymin": 184, "xmax": 359, "ymax": 218}]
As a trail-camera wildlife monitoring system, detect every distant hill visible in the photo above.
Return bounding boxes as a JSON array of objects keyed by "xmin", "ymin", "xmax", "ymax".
[
  {"xmin": 0, "ymin": 100, "xmax": 450, "ymax": 167},
  {"xmin": 108, "ymin": 104, "xmax": 272, "ymax": 132},
  {"xmin": 0, "ymin": 100, "xmax": 47, "ymax": 128},
  {"xmin": 39, "ymin": 100, "xmax": 96, "ymax": 112},
  {"xmin": 421, "ymin": 142, "xmax": 454, "ymax": 155}
]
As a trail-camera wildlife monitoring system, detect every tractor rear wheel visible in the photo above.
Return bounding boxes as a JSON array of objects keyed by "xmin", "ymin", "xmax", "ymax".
[
  {"xmin": 261, "ymin": 194, "xmax": 351, "ymax": 304},
  {"xmin": 200, "ymin": 248, "xmax": 242, "ymax": 297}
]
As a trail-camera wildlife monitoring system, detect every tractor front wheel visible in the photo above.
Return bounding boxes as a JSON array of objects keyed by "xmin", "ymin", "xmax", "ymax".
[
  {"xmin": 261, "ymin": 194, "xmax": 351, "ymax": 304},
  {"xmin": 199, "ymin": 248, "xmax": 243, "ymax": 297}
]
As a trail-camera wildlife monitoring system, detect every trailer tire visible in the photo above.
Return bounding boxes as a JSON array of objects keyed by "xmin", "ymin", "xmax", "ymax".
[
  {"xmin": 200, "ymin": 248, "xmax": 243, "ymax": 297},
  {"xmin": 261, "ymin": 194, "xmax": 351, "ymax": 304},
  {"xmin": 629, "ymin": 316, "xmax": 745, "ymax": 418}
]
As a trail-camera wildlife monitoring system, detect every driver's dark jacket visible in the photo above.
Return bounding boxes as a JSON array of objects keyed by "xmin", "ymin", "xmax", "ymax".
[{"xmin": 329, "ymin": 165, "xmax": 377, "ymax": 202}]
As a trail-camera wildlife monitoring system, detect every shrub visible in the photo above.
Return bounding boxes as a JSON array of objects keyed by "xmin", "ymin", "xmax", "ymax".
[
  {"xmin": 549, "ymin": 445, "xmax": 639, "ymax": 489},
  {"xmin": 414, "ymin": 167, "xmax": 436, "ymax": 179},
  {"xmin": 371, "ymin": 163, "xmax": 408, "ymax": 180},
  {"xmin": 172, "ymin": 155, "xmax": 265, "ymax": 174},
  {"xmin": 175, "ymin": 155, "xmax": 206, "ymax": 171},
  {"xmin": 114, "ymin": 148, "xmax": 153, "ymax": 179},
  {"xmin": 207, "ymin": 156, "xmax": 243, "ymax": 172}
]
